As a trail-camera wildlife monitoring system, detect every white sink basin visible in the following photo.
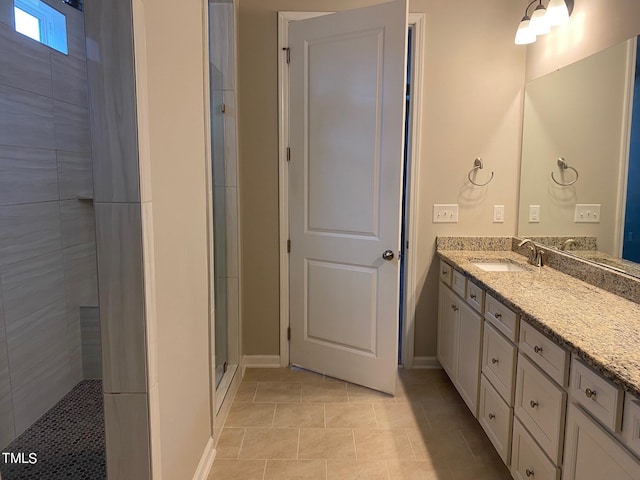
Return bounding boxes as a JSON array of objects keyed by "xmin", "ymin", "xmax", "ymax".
[{"xmin": 473, "ymin": 261, "xmax": 527, "ymax": 272}]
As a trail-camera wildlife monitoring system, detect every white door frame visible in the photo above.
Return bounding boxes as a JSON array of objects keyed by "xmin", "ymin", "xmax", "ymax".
[{"xmin": 277, "ymin": 10, "xmax": 425, "ymax": 369}]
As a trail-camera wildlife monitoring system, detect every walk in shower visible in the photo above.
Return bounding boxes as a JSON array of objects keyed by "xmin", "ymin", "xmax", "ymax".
[
  {"xmin": 209, "ymin": 0, "xmax": 240, "ymax": 410},
  {"xmin": 0, "ymin": 0, "xmax": 105, "ymax": 478}
]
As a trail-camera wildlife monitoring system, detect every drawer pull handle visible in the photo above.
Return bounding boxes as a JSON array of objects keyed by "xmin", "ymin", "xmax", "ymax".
[
  {"xmin": 488, "ymin": 413, "xmax": 495, "ymax": 420},
  {"xmin": 470, "ymin": 293, "xmax": 477, "ymax": 300},
  {"xmin": 491, "ymin": 358, "xmax": 499, "ymax": 365},
  {"xmin": 534, "ymin": 345, "xmax": 543, "ymax": 354},
  {"xmin": 585, "ymin": 388, "xmax": 597, "ymax": 399},
  {"xmin": 494, "ymin": 312, "xmax": 502, "ymax": 319},
  {"xmin": 530, "ymin": 400, "xmax": 539, "ymax": 408},
  {"xmin": 451, "ymin": 304, "xmax": 459, "ymax": 312},
  {"xmin": 526, "ymin": 468, "xmax": 535, "ymax": 477}
]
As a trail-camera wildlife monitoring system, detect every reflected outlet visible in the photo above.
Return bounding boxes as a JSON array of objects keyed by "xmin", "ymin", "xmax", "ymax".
[
  {"xmin": 433, "ymin": 204, "xmax": 459, "ymax": 223},
  {"xmin": 575, "ymin": 204, "xmax": 601, "ymax": 223}
]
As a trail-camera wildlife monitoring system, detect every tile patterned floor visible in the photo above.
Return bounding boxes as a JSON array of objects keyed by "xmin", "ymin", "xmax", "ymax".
[
  {"xmin": 209, "ymin": 368, "xmax": 512, "ymax": 480},
  {"xmin": 0, "ymin": 380, "xmax": 105, "ymax": 480}
]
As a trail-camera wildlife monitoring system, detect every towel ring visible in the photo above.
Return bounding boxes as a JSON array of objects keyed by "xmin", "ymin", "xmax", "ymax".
[
  {"xmin": 551, "ymin": 157, "xmax": 579, "ymax": 186},
  {"xmin": 467, "ymin": 158, "xmax": 494, "ymax": 187}
]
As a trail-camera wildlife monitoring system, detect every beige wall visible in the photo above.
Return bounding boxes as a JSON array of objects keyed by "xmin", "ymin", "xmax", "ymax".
[
  {"xmin": 526, "ymin": 0, "xmax": 640, "ymax": 80},
  {"xmin": 237, "ymin": 0, "xmax": 526, "ymax": 357},
  {"xmin": 132, "ymin": 0, "xmax": 213, "ymax": 478}
]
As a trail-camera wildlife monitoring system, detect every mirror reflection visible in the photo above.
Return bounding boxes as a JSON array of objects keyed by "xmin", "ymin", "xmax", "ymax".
[{"xmin": 518, "ymin": 36, "xmax": 640, "ymax": 276}]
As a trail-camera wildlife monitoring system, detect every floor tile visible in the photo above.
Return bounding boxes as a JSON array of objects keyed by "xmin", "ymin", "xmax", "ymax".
[
  {"xmin": 280, "ymin": 367, "xmax": 325, "ymax": 383},
  {"xmin": 347, "ymin": 383, "xmax": 395, "ymax": 403},
  {"xmin": 406, "ymin": 426, "xmax": 474, "ymax": 466},
  {"xmin": 233, "ymin": 382, "xmax": 257, "ymax": 403},
  {"xmin": 264, "ymin": 459, "xmax": 327, "ymax": 479},
  {"xmin": 327, "ymin": 459, "xmax": 390, "ymax": 480},
  {"xmin": 387, "ymin": 460, "xmax": 447, "ymax": 480},
  {"xmin": 208, "ymin": 459, "xmax": 266, "ymax": 480},
  {"xmin": 238, "ymin": 428, "xmax": 299, "ymax": 460},
  {"xmin": 254, "ymin": 382, "xmax": 302, "ymax": 403},
  {"xmin": 325, "ymin": 403, "xmax": 377, "ymax": 428},
  {"xmin": 273, "ymin": 403, "xmax": 325, "ymax": 428},
  {"xmin": 353, "ymin": 429, "xmax": 413, "ymax": 460},
  {"xmin": 243, "ymin": 367, "xmax": 285, "ymax": 382},
  {"xmin": 225, "ymin": 402, "xmax": 275, "ymax": 427},
  {"xmin": 302, "ymin": 383, "xmax": 348, "ymax": 403},
  {"xmin": 215, "ymin": 428, "xmax": 245, "ymax": 459},
  {"xmin": 298, "ymin": 428, "xmax": 356, "ymax": 459},
  {"xmin": 373, "ymin": 403, "xmax": 429, "ymax": 429}
]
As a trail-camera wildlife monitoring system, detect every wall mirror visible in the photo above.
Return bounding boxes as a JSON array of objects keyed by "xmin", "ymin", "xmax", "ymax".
[{"xmin": 518, "ymin": 36, "xmax": 640, "ymax": 277}]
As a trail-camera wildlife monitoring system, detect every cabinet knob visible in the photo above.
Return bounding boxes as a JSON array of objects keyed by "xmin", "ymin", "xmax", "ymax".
[
  {"xmin": 442, "ymin": 270, "xmax": 448, "ymax": 275},
  {"xmin": 526, "ymin": 468, "xmax": 535, "ymax": 477},
  {"xmin": 494, "ymin": 312, "xmax": 502, "ymax": 319},
  {"xmin": 450, "ymin": 304, "xmax": 459, "ymax": 312},
  {"xmin": 491, "ymin": 358, "xmax": 499, "ymax": 365},
  {"xmin": 585, "ymin": 388, "xmax": 597, "ymax": 399},
  {"xmin": 530, "ymin": 400, "xmax": 539, "ymax": 408},
  {"xmin": 470, "ymin": 293, "xmax": 477, "ymax": 300},
  {"xmin": 534, "ymin": 345, "xmax": 543, "ymax": 354},
  {"xmin": 488, "ymin": 413, "xmax": 495, "ymax": 420}
]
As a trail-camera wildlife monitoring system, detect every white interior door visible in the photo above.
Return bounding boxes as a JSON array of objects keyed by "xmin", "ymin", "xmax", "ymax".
[{"xmin": 288, "ymin": 0, "xmax": 408, "ymax": 394}]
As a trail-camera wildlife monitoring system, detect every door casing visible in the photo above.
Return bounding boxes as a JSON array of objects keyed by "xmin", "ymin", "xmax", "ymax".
[{"xmin": 277, "ymin": 10, "xmax": 425, "ymax": 369}]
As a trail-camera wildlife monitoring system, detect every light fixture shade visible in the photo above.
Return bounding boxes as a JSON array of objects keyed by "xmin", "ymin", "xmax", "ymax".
[
  {"xmin": 546, "ymin": 0, "xmax": 570, "ymax": 26},
  {"xmin": 530, "ymin": 5, "xmax": 551, "ymax": 35},
  {"xmin": 514, "ymin": 18, "xmax": 536, "ymax": 45}
]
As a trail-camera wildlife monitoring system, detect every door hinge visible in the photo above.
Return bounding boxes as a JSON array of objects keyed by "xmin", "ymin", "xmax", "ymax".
[
  {"xmin": 287, "ymin": 239, "xmax": 291, "ymax": 253},
  {"xmin": 287, "ymin": 327, "xmax": 291, "ymax": 341},
  {"xmin": 286, "ymin": 147, "xmax": 291, "ymax": 162},
  {"xmin": 221, "ymin": 103, "xmax": 226, "ymax": 113},
  {"xmin": 283, "ymin": 47, "xmax": 290, "ymax": 64}
]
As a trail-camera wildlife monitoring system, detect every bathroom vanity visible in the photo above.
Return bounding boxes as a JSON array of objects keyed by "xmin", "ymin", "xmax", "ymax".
[{"xmin": 437, "ymin": 237, "xmax": 640, "ymax": 480}]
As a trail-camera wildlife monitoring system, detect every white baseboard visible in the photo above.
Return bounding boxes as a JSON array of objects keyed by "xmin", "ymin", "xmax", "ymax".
[
  {"xmin": 241, "ymin": 355, "xmax": 282, "ymax": 375},
  {"xmin": 192, "ymin": 437, "xmax": 216, "ymax": 480},
  {"xmin": 412, "ymin": 356, "xmax": 442, "ymax": 369}
]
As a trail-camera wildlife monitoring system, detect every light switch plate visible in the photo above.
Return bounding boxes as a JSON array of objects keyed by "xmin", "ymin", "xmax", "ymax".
[
  {"xmin": 529, "ymin": 205, "xmax": 540, "ymax": 223},
  {"xmin": 433, "ymin": 204, "xmax": 459, "ymax": 223},
  {"xmin": 575, "ymin": 204, "xmax": 601, "ymax": 223},
  {"xmin": 493, "ymin": 205, "xmax": 505, "ymax": 223}
]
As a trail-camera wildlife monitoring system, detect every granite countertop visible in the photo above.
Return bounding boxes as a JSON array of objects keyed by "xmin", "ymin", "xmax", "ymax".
[{"xmin": 437, "ymin": 249, "xmax": 640, "ymax": 398}]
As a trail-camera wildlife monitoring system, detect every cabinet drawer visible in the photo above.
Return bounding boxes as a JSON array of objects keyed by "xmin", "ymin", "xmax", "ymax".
[
  {"xmin": 570, "ymin": 357, "xmax": 624, "ymax": 433},
  {"xmin": 479, "ymin": 374, "xmax": 513, "ymax": 465},
  {"xmin": 482, "ymin": 321, "xmax": 517, "ymax": 404},
  {"xmin": 466, "ymin": 280, "xmax": 484, "ymax": 313},
  {"xmin": 622, "ymin": 395, "xmax": 640, "ymax": 458},
  {"xmin": 519, "ymin": 321, "xmax": 569, "ymax": 387},
  {"xmin": 511, "ymin": 419, "xmax": 560, "ymax": 480},
  {"xmin": 515, "ymin": 354, "xmax": 566, "ymax": 464},
  {"xmin": 452, "ymin": 269, "xmax": 466, "ymax": 297},
  {"xmin": 440, "ymin": 260, "xmax": 453, "ymax": 286},
  {"xmin": 485, "ymin": 293, "xmax": 518, "ymax": 342}
]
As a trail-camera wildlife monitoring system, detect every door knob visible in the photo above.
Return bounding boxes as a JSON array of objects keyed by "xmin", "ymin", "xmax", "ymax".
[{"xmin": 382, "ymin": 250, "xmax": 395, "ymax": 261}]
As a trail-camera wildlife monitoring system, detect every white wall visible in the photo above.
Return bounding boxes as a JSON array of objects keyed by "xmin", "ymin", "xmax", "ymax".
[
  {"xmin": 526, "ymin": 0, "xmax": 640, "ymax": 80},
  {"xmin": 132, "ymin": 0, "xmax": 213, "ymax": 478}
]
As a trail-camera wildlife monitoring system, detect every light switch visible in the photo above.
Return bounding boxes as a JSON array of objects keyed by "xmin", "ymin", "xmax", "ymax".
[
  {"xmin": 493, "ymin": 205, "xmax": 504, "ymax": 223},
  {"xmin": 433, "ymin": 204, "xmax": 459, "ymax": 223},
  {"xmin": 575, "ymin": 204, "xmax": 601, "ymax": 223},
  {"xmin": 529, "ymin": 205, "xmax": 540, "ymax": 223}
]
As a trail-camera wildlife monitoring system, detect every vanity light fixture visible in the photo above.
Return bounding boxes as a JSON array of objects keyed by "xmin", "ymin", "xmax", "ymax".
[{"xmin": 514, "ymin": 0, "xmax": 572, "ymax": 45}]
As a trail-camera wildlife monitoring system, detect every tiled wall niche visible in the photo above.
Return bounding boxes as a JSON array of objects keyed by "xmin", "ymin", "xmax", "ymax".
[{"xmin": 0, "ymin": 0, "xmax": 99, "ymax": 450}]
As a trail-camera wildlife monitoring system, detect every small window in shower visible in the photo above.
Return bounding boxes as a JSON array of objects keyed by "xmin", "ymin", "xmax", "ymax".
[{"xmin": 14, "ymin": 0, "xmax": 68, "ymax": 54}]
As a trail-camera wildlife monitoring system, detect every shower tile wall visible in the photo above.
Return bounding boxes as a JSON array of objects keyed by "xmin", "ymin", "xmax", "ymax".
[{"xmin": 0, "ymin": 0, "xmax": 99, "ymax": 450}]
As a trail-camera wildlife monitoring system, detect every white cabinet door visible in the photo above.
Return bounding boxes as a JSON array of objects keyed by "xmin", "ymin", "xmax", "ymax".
[
  {"xmin": 437, "ymin": 285, "xmax": 459, "ymax": 379},
  {"xmin": 456, "ymin": 300, "xmax": 482, "ymax": 416},
  {"xmin": 563, "ymin": 404, "xmax": 640, "ymax": 480}
]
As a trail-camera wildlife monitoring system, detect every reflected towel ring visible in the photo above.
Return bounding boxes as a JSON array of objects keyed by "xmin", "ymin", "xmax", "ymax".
[
  {"xmin": 551, "ymin": 157, "xmax": 579, "ymax": 186},
  {"xmin": 467, "ymin": 157, "xmax": 494, "ymax": 187}
]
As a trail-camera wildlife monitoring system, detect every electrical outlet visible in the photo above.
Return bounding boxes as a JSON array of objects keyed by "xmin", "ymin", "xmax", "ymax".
[
  {"xmin": 529, "ymin": 205, "xmax": 540, "ymax": 223},
  {"xmin": 575, "ymin": 204, "xmax": 601, "ymax": 223},
  {"xmin": 493, "ymin": 205, "xmax": 505, "ymax": 223},
  {"xmin": 433, "ymin": 204, "xmax": 459, "ymax": 223}
]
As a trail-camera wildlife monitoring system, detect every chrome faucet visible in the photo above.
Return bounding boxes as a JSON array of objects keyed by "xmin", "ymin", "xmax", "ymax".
[
  {"xmin": 518, "ymin": 239, "xmax": 544, "ymax": 267},
  {"xmin": 560, "ymin": 238, "xmax": 577, "ymax": 251}
]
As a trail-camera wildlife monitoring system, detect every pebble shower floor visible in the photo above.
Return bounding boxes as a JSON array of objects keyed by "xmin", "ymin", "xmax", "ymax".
[{"xmin": 0, "ymin": 380, "xmax": 106, "ymax": 480}]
